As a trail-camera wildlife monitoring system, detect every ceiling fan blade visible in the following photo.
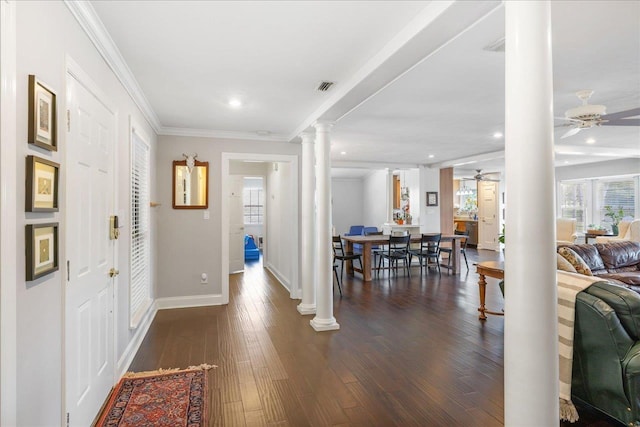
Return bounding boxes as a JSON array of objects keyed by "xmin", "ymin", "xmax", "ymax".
[
  {"xmin": 602, "ymin": 118, "xmax": 640, "ymax": 126},
  {"xmin": 561, "ymin": 127, "xmax": 581, "ymax": 139},
  {"xmin": 600, "ymin": 107, "xmax": 640, "ymax": 121},
  {"xmin": 555, "ymin": 116, "xmax": 583, "ymax": 123}
]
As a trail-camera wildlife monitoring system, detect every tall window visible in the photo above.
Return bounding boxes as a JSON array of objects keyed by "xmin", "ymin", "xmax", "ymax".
[
  {"xmin": 558, "ymin": 174, "xmax": 638, "ymax": 234},
  {"xmin": 559, "ymin": 181, "xmax": 587, "ymax": 233},
  {"xmin": 243, "ymin": 187, "xmax": 264, "ymax": 224},
  {"xmin": 130, "ymin": 130, "xmax": 151, "ymax": 328}
]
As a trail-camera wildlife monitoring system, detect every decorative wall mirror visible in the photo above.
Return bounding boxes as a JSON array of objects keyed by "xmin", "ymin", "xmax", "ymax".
[{"xmin": 172, "ymin": 155, "xmax": 209, "ymax": 209}]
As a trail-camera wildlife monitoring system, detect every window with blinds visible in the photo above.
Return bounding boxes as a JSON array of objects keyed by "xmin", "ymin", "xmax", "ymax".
[
  {"xmin": 243, "ymin": 187, "xmax": 264, "ymax": 224},
  {"xmin": 130, "ymin": 131, "xmax": 151, "ymax": 328},
  {"xmin": 559, "ymin": 174, "xmax": 638, "ymax": 234}
]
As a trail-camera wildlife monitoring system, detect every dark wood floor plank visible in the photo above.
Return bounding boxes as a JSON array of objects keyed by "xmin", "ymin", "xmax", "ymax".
[{"xmin": 126, "ymin": 250, "xmax": 618, "ymax": 427}]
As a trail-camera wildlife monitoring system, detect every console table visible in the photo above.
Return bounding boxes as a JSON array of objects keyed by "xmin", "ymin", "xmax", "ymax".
[
  {"xmin": 584, "ymin": 232, "xmax": 614, "ymax": 244},
  {"xmin": 476, "ymin": 261, "xmax": 504, "ymax": 320}
]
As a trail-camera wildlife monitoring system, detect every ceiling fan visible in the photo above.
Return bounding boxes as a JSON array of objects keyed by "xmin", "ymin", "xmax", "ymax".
[
  {"xmin": 556, "ymin": 90, "xmax": 640, "ymax": 139},
  {"xmin": 462, "ymin": 169, "xmax": 500, "ymax": 182}
]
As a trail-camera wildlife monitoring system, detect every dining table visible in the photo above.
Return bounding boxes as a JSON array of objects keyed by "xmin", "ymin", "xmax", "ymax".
[{"xmin": 341, "ymin": 233, "xmax": 467, "ymax": 282}]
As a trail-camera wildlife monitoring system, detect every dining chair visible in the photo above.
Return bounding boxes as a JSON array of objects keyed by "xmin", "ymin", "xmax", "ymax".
[
  {"xmin": 440, "ymin": 230, "xmax": 469, "ymax": 272},
  {"xmin": 378, "ymin": 234, "xmax": 411, "ymax": 277},
  {"xmin": 364, "ymin": 229, "xmax": 384, "ymax": 271},
  {"xmin": 332, "ymin": 235, "xmax": 362, "ymax": 281},
  {"xmin": 408, "ymin": 233, "xmax": 442, "ymax": 276},
  {"xmin": 333, "ymin": 262, "xmax": 342, "ymax": 296}
]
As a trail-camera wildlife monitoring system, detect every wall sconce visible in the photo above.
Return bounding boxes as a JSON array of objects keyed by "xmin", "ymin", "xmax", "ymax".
[{"xmin": 182, "ymin": 153, "xmax": 198, "ymax": 174}]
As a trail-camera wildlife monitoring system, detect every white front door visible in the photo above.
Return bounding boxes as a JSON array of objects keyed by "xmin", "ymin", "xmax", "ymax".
[
  {"xmin": 65, "ymin": 72, "xmax": 116, "ymax": 426},
  {"xmin": 478, "ymin": 180, "xmax": 499, "ymax": 251},
  {"xmin": 229, "ymin": 175, "xmax": 245, "ymax": 273}
]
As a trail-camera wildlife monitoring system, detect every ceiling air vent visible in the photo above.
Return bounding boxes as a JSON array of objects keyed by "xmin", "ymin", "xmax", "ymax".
[
  {"xmin": 483, "ymin": 37, "xmax": 505, "ymax": 52},
  {"xmin": 316, "ymin": 81, "xmax": 335, "ymax": 92}
]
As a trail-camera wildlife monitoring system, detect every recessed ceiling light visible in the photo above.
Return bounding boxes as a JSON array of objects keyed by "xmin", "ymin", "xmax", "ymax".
[
  {"xmin": 428, "ymin": 154, "xmax": 435, "ymax": 159},
  {"xmin": 564, "ymin": 161, "xmax": 570, "ymax": 164},
  {"xmin": 229, "ymin": 98, "xmax": 242, "ymax": 109},
  {"xmin": 585, "ymin": 138, "xmax": 596, "ymax": 144},
  {"xmin": 340, "ymin": 151, "xmax": 347, "ymax": 155},
  {"xmin": 493, "ymin": 132, "xmax": 503, "ymax": 139}
]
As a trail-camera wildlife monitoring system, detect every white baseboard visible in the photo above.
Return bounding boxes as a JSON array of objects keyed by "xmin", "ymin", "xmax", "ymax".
[
  {"xmin": 155, "ymin": 293, "xmax": 225, "ymax": 310},
  {"xmin": 265, "ymin": 263, "xmax": 290, "ymax": 292},
  {"xmin": 116, "ymin": 303, "xmax": 158, "ymax": 377}
]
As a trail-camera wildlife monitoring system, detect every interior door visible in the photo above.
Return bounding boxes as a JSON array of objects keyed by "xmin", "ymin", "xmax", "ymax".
[
  {"xmin": 65, "ymin": 73, "xmax": 115, "ymax": 426},
  {"xmin": 478, "ymin": 181, "xmax": 499, "ymax": 250},
  {"xmin": 229, "ymin": 175, "xmax": 244, "ymax": 273}
]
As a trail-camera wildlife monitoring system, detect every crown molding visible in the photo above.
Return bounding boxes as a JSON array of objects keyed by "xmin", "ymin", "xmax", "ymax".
[
  {"xmin": 158, "ymin": 126, "xmax": 289, "ymax": 142},
  {"xmin": 64, "ymin": 0, "xmax": 162, "ymax": 131}
]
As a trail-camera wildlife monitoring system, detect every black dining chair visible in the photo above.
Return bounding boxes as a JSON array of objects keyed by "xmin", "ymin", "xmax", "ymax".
[
  {"xmin": 440, "ymin": 230, "xmax": 469, "ymax": 272},
  {"xmin": 378, "ymin": 234, "xmax": 411, "ymax": 277},
  {"xmin": 333, "ymin": 262, "xmax": 342, "ymax": 296},
  {"xmin": 332, "ymin": 235, "xmax": 362, "ymax": 281},
  {"xmin": 364, "ymin": 229, "xmax": 384, "ymax": 271},
  {"xmin": 409, "ymin": 233, "xmax": 442, "ymax": 276}
]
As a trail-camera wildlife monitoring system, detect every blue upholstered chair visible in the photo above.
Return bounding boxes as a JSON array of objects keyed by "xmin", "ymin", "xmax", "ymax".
[
  {"xmin": 244, "ymin": 235, "xmax": 260, "ymax": 261},
  {"xmin": 345, "ymin": 225, "xmax": 364, "ymax": 236},
  {"xmin": 345, "ymin": 225, "xmax": 366, "ymax": 253}
]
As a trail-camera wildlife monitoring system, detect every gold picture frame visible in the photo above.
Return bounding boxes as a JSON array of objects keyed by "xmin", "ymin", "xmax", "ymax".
[
  {"xmin": 26, "ymin": 155, "xmax": 59, "ymax": 212},
  {"xmin": 28, "ymin": 75, "xmax": 57, "ymax": 151},
  {"xmin": 25, "ymin": 223, "xmax": 59, "ymax": 281}
]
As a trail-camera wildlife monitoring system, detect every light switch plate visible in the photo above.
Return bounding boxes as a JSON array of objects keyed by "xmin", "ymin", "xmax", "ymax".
[{"xmin": 203, "ymin": 210, "xmax": 210, "ymax": 220}]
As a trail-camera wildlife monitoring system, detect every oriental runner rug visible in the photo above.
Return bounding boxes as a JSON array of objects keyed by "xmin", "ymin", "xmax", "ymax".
[{"xmin": 95, "ymin": 364, "xmax": 215, "ymax": 426}]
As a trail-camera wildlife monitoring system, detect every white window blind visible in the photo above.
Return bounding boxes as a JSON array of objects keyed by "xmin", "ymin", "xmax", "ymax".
[
  {"xmin": 130, "ymin": 131, "xmax": 151, "ymax": 328},
  {"xmin": 559, "ymin": 174, "xmax": 638, "ymax": 234}
]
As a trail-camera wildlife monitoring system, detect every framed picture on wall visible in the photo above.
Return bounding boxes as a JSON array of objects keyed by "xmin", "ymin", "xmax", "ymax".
[
  {"xmin": 25, "ymin": 155, "xmax": 59, "ymax": 212},
  {"xmin": 28, "ymin": 75, "xmax": 57, "ymax": 151},
  {"xmin": 25, "ymin": 223, "xmax": 59, "ymax": 281},
  {"xmin": 426, "ymin": 191, "xmax": 438, "ymax": 206}
]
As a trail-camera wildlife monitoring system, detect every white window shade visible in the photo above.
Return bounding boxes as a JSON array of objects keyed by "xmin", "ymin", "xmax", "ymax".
[{"xmin": 130, "ymin": 131, "xmax": 151, "ymax": 328}]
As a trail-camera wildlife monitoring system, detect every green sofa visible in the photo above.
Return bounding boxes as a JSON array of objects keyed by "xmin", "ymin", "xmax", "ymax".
[{"xmin": 572, "ymin": 281, "xmax": 640, "ymax": 426}]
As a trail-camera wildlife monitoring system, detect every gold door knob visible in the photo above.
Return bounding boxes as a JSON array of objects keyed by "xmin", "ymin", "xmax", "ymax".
[{"xmin": 109, "ymin": 268, "xmax": 119, "ymax": 277}]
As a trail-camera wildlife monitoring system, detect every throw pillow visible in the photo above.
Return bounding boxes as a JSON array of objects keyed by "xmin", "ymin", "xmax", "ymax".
[
  {"xmin": 558, "ymin": 247, "xmax": 593, "ymax": 276},
  {"xmin": 556, "ymin": 253, "xmax": 577, "ymax": 273}
]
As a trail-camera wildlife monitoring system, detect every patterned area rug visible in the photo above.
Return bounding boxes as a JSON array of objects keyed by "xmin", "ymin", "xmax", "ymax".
[{"xmin": 95, "ymin": 364, "xmax": 215, "ymax": 426}]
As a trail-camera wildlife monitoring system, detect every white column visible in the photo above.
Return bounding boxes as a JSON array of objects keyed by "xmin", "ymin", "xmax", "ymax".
[
  {"xmin": 297, "ymin": 132, "xmax": 317, "ymax": 315},
  {"xmin": 386, "ymin": 168, "xmax": 394, "ymax": 224},
  {"xmin": 310, "ymin": 121, "xmax": 339, "ymax": 331},
  {"xmin": 505, "ymin": 2, "xmax": 558, "ymax": 426}
]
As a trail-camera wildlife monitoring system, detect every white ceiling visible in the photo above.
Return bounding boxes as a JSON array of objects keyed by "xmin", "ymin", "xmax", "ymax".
[{"xmin": 87, "ymin": 0, "xmax": 640, "ymax": 176}]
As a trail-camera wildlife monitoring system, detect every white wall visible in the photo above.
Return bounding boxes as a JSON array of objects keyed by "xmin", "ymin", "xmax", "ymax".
[
  {"xmin": 14, "ymin": 2, "xmax": 157, "ymax": 425},
  {"xmin": 265, "ymin": 162, "xmax": 295, "ymax": 289},
  {"xmin": 362, "ymin": 169, "xmax": 389, "ymax": 229},
  {"xmin": 331, "ymin": 178, "xmax": 364, "ymax": 235},
  {"xmin": 156, "ymin": 136, "xmax": 300, "ymax": 299},
  {"xmin": 419, "ymin": 166, "xmax": 440, "ymax": 233}
]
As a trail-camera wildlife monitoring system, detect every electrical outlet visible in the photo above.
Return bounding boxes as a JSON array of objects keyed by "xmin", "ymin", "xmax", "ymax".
[{"xmin": 200, "ymin": 273, "xmax": 208, "ymax": 284}]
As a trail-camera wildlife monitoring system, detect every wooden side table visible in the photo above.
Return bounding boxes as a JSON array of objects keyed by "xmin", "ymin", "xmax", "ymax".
[{"xmin": 476, "ymin": 261, "xmax": 504, "ymax": 320}]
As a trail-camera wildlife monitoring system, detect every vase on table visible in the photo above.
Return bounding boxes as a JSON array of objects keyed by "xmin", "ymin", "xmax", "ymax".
[{"xmin": 612, "ymin": 224, "xmax": 619, "ymax": 236}]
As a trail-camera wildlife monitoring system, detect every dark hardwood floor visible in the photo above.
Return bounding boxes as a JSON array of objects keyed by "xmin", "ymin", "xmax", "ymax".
[{"xmin": 129, "ymin": 249, "xmax": 620, "ymax": 426}]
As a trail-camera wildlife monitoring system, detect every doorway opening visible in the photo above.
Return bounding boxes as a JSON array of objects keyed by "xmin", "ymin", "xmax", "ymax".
[{"xmin": 221, "ymin": 153, "xmax": 299, "ymax": 305}]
